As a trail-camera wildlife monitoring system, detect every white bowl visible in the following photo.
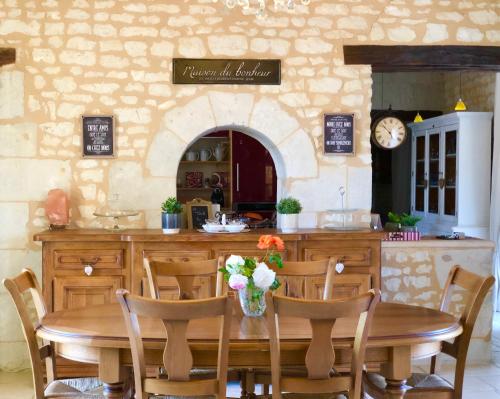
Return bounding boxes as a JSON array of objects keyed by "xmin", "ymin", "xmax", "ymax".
[
  {"xmin": 202, "ymin": 224, "xmax": 225, "ymax": 233},
  {"xmin": 225, "ymin": 224, "xmax": 246, "ymax": 233}
]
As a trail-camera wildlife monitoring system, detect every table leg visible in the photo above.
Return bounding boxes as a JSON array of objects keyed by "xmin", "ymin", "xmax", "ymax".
[
  {"xmin": 380, "ymin": 346, "xmax": 412, "ymax": 399},
  {"xmin": 99, "ymin": 348, "xmax": 127, "ymax": 398}
]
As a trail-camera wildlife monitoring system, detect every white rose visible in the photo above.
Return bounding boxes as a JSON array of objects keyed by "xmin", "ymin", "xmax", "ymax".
[
  {"xmin": 252, "ymin": 262, "xmax": 276, "ymax": 291},
  {"xmin": 225, "ymin": 255, "xmax": 245, "ymax": 274}
]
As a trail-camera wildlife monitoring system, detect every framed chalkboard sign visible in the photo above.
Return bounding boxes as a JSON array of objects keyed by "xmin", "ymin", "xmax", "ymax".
[
  {"xmin": 82, "ymin": 115, "xmax": 114, "ymax": 158},
  {"xmin": 186, "ymin": 198, "xmax": 214, "ymax": 230},
  {"xmin": 324, "ymin": 113, "xmax": 355, "ymax": 156}
]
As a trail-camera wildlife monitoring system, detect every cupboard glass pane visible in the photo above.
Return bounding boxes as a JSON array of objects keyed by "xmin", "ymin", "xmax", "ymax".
[
  {"xmin": 416, "ymin": 136, "xmax": 425, "ymax": 160},
  {"xmin": 429, "ymin": 187, "xmax": 439, "ymax": 214},
  {"xmin": 414, "ymin": 136, "xmax": 426, "ymax": 212},
  {"xmin": 415, "ymin": 187, "xmax": 424, "ymax": 212},
  {"xmin": 444, "ymin": 130, "xmax": 457, "ymax": 216}
]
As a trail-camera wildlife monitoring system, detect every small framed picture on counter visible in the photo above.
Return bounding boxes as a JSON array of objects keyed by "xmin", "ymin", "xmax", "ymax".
[
  {"xmin": 324, "ymin": 113, "xmax": 355, "ymax": 156},
  {"xmin": 82, "ymin": 115, "xmax": 114, "ymax": 158}
]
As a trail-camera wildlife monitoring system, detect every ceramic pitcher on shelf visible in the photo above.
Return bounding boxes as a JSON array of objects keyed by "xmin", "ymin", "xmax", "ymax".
[
  {"xmin": 200, "ymin": 148, "xmax": 213, "ymax": 161},
  {"xmin": 213, "ymin": 142, "xmax": 227, "ymax": 162},
  {"xmin": 185, "ymin": 150, "xmax": 199, "ymax": 161}
]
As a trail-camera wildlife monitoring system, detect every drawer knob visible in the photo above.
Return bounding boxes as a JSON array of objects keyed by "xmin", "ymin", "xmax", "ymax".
[
  {"xmin": 84, "ymin": 265, "xmax": 93, "ymax": 276},
  {"xmin": 335, "ymin": 262, "xmax": 345, "ymax": 274}
]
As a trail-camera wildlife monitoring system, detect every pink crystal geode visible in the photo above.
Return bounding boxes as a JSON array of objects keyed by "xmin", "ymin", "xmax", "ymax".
[{"xmin": 45, "ymin": 189, "xmax": 69, "ymax": 227}]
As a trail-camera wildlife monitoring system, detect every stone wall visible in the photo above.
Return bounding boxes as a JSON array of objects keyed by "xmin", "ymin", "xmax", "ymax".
[
  {"xmin": 0, "ymin": 0, "xmax": 498, "ymax": 370},
  {"xmin": 443, "ymin": 71, "xmax": 497, "ymax": 113},
  {"xmin": 382, "ymin": 240, "xmax": 495, "ymax": 364}
]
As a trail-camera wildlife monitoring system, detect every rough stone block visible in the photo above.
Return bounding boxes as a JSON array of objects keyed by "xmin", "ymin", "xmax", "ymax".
[
  {"xmin": 0, "ymin": 71, "xmax": 24, "ymax": 119},
  {"xmin": 109, "ymin": 161, "xmax": 175, "ymax": 209},
  {"xmin": 0, "ymin": 160, "xmax": 71, "ymax": 201},
  {"xmin": 0, "ymin": 203, "xmax": 29, "ymax": 249},
  {"xmin": 208, "ymin": 91, "xmax": 255, "ymax": 128},
  {"xmin": 0, "ymin": 123, "xmax": 37, "ymax": 157},
  {"xmin": 208, "ymin": 35, "xmax": 248, "ymax": 56}
]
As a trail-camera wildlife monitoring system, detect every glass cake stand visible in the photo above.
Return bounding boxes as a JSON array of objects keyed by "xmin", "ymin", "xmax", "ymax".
[{"xmin": 93, "ymin": 210, "xmax": 139, "ymax": 231}]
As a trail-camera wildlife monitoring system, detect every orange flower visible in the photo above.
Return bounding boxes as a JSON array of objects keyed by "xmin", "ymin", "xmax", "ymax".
[
  {"xmin": 272, "ymin": 236, "xmax": 285, "ymax": 251},
  {"xmin": 257, "ymin": 235, "xmax": 285, "ymax": 251},
  {"xmin": 257, "ymin": 235, "xmax": 273, "ymax": 250}
]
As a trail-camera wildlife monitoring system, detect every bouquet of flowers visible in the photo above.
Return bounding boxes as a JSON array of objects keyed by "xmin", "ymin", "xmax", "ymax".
[{"xmin": 220, "ymin": 235, "xmax": 285, "ymax": 316}]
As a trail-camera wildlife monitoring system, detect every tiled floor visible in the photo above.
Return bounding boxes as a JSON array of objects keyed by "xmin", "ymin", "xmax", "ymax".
[{"xmin": 1, "ymin": 313, "xmax": 499, "ymax": 399}]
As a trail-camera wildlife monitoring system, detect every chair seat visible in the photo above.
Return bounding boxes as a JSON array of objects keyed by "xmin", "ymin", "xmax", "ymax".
[
  {"xmin": 364, "ymin": 372, "xmax": 454, "ymax": 393},
  {"xmin": 44, "ymin": 378, "xmax": 104, "ymax": 398}
]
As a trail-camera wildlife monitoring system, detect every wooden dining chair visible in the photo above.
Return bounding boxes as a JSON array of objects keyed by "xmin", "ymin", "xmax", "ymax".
[
  {"xmin": 143, "ymin": 257, "xmax": 224, "ymax": 300},
  {"xmin": 264, "ymin": 290, "xmax": 380, "ymax": 399},
  {"xmin": 116, "ymin": 289, "xmax": 233, "ymax": 399},
  {"xmin": 248, "ymin": 258, "xmax": 337, "ymax": 395},
  {"xmin": 363, "ymin": 265, "xmax": 495, "ymax": 399},
  {"xmin": 273, "ymin": 258, "xmax": 337, "ymax": 300},
  {"xmin": 2, "ymin": 268, "xmax": 104, "ymax": 399}
]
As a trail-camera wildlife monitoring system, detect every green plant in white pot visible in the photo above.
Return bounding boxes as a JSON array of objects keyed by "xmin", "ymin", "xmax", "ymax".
[
  {"xmin": 161, "ymin": 197, "xmax": 182, "ymax": 234},
  {"xmin": 277, "ymin": 197, "xmax": 302, "ymax": 233}
]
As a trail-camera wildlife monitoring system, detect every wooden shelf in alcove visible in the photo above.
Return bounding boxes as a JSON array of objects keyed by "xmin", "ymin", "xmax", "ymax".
[
  {"xmin": 179, "ymin": 161, "xmax": 230, "ymax": 164},
  {"xmin": 178, "ymin": 187, "xmax": 230, "ymax": 191}
]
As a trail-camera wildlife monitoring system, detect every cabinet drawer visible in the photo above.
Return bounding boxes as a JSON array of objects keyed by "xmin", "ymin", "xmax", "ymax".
[
  {"xmin": 143, "ymin": 250, "xmax": 210, "ymax": 263},
  {"xmin": 303, "ymin": 248, "xmax": 371, "ymax": 267},
  {"xmin": 53, "ymin": 276, "xmax": 123, "ymax": 311},
  {"xmin": 54, "ymin": 249, "xmax": 123, "ymax": 270}
]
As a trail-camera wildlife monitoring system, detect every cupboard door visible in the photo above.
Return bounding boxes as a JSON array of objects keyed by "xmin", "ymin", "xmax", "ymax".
[
  {"xmin": 232, "ymin": 131, "xmax": 277, "ymax": 204},
  {"xmin": 53, "ymin": 276, "xmax": 123, "ymax": 311},
  {"xmin": 332, "ymin": 274, "xmax": 371, "ymax": 300}
]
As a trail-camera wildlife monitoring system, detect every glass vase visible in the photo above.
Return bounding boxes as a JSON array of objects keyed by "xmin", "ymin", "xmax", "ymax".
[{"xmin": 238, "ymin": 286, "xmax": 266, "ymax": 317}]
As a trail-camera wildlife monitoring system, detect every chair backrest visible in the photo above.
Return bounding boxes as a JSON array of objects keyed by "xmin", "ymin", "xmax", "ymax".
[
  {"xmin": 265, "ymin": 290, "xmax": 380, "ymax": 399},
  {"xmin": 116, "ymin": 290, "xmax": 233, "ymax": 399},
  {"xmin": 274, "ymin": 258, "xmax": 336, "ymax": 300},
  {"xmin": 144, "ymin": 257, "xmax": 224, "ymax": 300},
  {"xmin": 2, "ymin": 268, "xmax": 56, "ymax": 399},
  {"xmin": 436, "ymin": 265, "xmax": 495, "ymax": 396}
]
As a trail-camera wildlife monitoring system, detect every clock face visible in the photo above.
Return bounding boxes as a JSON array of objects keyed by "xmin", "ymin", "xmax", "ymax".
[{"xmin": 372, "ymin": 116, "xmax": 407, "ymax": 149}]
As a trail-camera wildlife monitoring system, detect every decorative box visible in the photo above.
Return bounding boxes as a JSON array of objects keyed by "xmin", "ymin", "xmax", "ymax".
[{"xmin": 383, "ymin": 231, "xmax": 421, "ymax": 241}]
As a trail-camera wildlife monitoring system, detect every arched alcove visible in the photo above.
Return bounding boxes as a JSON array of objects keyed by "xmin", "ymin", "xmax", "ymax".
[{"xmin": 176, "ymin": 125, "xmax": 283, "ymax": 211}]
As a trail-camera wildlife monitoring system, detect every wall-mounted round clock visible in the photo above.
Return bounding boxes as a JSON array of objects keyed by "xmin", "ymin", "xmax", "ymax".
[{"xmin": 371, "ymin": 115, "xmax": 408, "ymax": 150}]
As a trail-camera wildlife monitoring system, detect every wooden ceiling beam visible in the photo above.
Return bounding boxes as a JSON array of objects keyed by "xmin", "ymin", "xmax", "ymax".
[
  {"xmin": 343, "ymin": 45, "xmax": 500, "ymax": 72},
  {"xmin": 0, "ymin": 48, "xmax": 16, "ymax": 67}
]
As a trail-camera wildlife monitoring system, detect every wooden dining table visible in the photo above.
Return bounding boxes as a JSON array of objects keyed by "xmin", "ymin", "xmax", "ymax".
[{"xmin": 37, "ymin": 301, "xmax": 462, "ymax": 399}]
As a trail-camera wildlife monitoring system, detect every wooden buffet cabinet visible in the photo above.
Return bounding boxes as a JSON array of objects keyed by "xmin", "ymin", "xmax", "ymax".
[{"xmin": 34, "ymin": 228, "xmax": 383, "ymax": 376}]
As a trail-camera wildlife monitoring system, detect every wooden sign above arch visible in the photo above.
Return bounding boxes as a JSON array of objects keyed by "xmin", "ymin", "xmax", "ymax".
[
  {"xmin": 343, "ymin": 45, "xmax": 500, "ymax": 72},
  {"xmin": 0, "ymin": 48, "xmax": 15, "ymax": 67}
]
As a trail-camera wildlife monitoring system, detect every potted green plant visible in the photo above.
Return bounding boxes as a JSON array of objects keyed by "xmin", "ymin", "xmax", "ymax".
[
  {"xmin": 400, "ymin": 213, "xmax": 422, "ymax": 232},
  {"xmin": 385, "ymin": 211, "xmax": 401, "ymax": 232},
  {"xmin": 276, "ymin": 197, "xmax": 302, "ymax": 233},
  {"xmin": 161, "ymin": 197, "xmax": 182, "ymax": 234}
]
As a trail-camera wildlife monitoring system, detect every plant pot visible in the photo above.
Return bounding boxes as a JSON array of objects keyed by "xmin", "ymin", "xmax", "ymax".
[
  {"xmin": 161, "ymin": 212, "xmax": 181, "ymax": 234},
  {"xmin": 384, "ymin": 222, "xmax": 400, "ymax": 232},
  {"xmin": 238, "ymin": 286, "xmax": 266, "ymax": 317},
  {"xmin": 401, "ymin": 225, "xmax": 418, "ymax": 233},
  {"xmin": 280, "ymin": 213, "xmax": 298, "ymax": 233}
]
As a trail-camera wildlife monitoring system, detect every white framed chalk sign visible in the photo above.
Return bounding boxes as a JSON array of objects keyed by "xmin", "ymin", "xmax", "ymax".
[
  {"xmin": 82, "ymin": 115, "xmax": 115, "ymax": 158},
  {"xmin": 324, "ymin": 113, "xmax": 355, "ymax": 156}
]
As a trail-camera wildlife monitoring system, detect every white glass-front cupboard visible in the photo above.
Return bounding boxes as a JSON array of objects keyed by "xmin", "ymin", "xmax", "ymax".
[{"xmin": 409, "ymin": 112, "xmax": 492, "ymax": 238}]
